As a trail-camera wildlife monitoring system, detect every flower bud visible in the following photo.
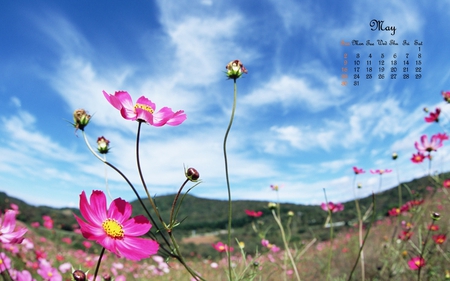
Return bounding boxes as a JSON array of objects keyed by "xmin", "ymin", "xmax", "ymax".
[
  {"xmin": 431, "ymin": 212, "xmax": 441, "ymax": 221},
  {"xmin": 225, "ymin": 60, "xmax": 247, "ymax": 80},
  {"xmin": 185, "ymin": 167, "xmax": 200, "ymax": 182},
  {"xmin": 73, "ymin": 109, "xmax": 91, "ymax": 131},
  {"xmin": 357, "ymin": 183, "xmax": 362, "ymax": 189},
  {"xmin": 423, "ymin": 107, "xmax": 429, "ymax": 113},
  {"xmin": 268, "ymin": 202, "xmax": 277, "ymax": 210},
  {"xmin": 97, "ymin": 136, "xmax": 110, "ymax": 154},
  {"xmin": 392, "ymin": 152, "xmax": 398, "ymax": 160},
  {"xmin": 72, "ymin": 270, "xmax": 86, "ymax": 281},
  {"xmin": 287, "ymin": 211, "xmax": 294, "ymax": 217}
]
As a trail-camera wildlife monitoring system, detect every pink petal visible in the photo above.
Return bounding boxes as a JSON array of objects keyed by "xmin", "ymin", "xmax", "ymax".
[
  {"xmin": 122, "ymin": 215, "xmax": 151, "ymax": 236},
  {"xmin": 108, "ymin": 198, "xmax": 132, "ymax": 224},
  {"xmin": 103, "ymin": 91, "xmax": 123, "ymax": 110},
  {"xmin": 88, "ymin": 191, "xmax": 108, "ymax": 225},
  {"xmin": 74, "ymin": 215, "xmax": 105, "ymax": 240},
  {"xmin": 152, "ymin": 107, "xmax": 176, "ymax": 126},
  {"xmin": 165, "ymin": 110, "xmax": 187, "ymax": 126},
  {"xmin": 115, "ymin": 237, "xmax": 159, "ymax": 261}
]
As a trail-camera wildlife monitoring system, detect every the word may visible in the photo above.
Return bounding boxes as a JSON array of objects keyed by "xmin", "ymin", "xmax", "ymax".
[{"xmin": 370, "ymin": 19, "xmax": 396, "ymax": 36}]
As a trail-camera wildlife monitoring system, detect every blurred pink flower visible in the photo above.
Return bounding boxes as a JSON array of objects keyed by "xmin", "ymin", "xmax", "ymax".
[
  {"xmin": 432, "ymin": 234, "xmax": 446, "ymax": 244},
  {"xmin": 0, "ymin": 253, "xmax": 11, "ymax": 273},
  {"xmin": 37, "ymin": 259, "xmax": 62, "ymax": 281},
  {"xmin": 61, "ymin": 237, "xmax": 72, "ymax": 244},
  {"xmin": 82, "ymin": 241, "xmax": 92, "ymax": 249},
  {"xmin": 74, "ymin": 190, "xmax": 159, "ymax": 261},
  {"xmin": 321, "ymin": 202, "xmax": 344, "ymax": 213},
  {"xmin": 415, "ymin": 133, "xmax": 447, "ymax": 153},
  {"xmin": 31, "ymin": 222, "xmax": 40, "ymax": 228},
  {"xmin": 353, "ymin": 166, "xmax": 365, "ymax": 174},
  {"xmin": 42, "ymin": 215, "xmax": 54, "ymax": 230},
  {"xmin": 408, "ymin": 256, "xmax": 425, "ymax": 270},
  {"xmin": 244, "ymin": 210, "xmax": 263, "ymax": 217},
  {"xmin": 442, "ymin": 91, "xmax": 450, "ymax": 103},
  {"xmin": 443, "ymin": 179, "xmax": 450, "ymax": 188},
  {"xmin": 0, "ymin": 210, "xmax": 27, "ymax": 244},
  {"xmin": 103, "ymin": 90, "xmax": 186, "ymax": 126},
  {"xmin": 212, "ymin": 241, "xmax": 233, "ymax": 253},
  {"xmin": 388, "ymin": 207, "xmax": 400, "ymax": 217},
  {"xmin": 270, "ymin": 184, "xmax": 281, "ymax": 191},
  {"xmin": 424, "ymin": 107, "xmax": 440, "ymax": 123},
  {"xmin": 370, "ymin": 169, "xmax": 392, "ymax": 175}
]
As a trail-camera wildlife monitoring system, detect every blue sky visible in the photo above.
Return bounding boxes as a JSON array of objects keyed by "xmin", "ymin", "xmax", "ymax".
[{"xmin": 1, "ymin": 1, "xmax": 450, "ymax": 208}]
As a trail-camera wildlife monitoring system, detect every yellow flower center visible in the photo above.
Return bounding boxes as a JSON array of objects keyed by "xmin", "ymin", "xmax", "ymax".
[
  {"xmin": 102, "ymin": 218, "xmax": 124, "ymax": 239},
  {"xmin": 135, "ymin": 103, "xmax": 154, "ymax": 114}
]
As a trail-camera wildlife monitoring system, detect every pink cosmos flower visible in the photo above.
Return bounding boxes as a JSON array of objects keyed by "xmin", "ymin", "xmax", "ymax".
[
  {"xmin": 370, "ymin": 169, "xmax": 392, "ymax": 175},
  {"xmin": 103, "ymin": 90, "xmax": 186, "ymax": 126},
  {"xmin": 353, "ymin": 166, "xmax": 365, "ymax": 174},
  {"xmin": 74, "ymin": 190, "xmax": 159, "ymax": 261},
  {"xmin": 244, "ymin": 210, "xmax": 263, "ymax": 217},
  {"xmin": 415, "ymin": 133, "xmax": 448, "ymax": 153},
  {"xmin": 424, "ymin": 107, "xmax": 441, "ymax": 123},
  {"xmin": 212, "ymin": 241, "xmax": 233, "ymax": 253},
  {"xmin": 408, "ymin": 256, "xmax": 425, "ymax": 270},
  {"xmin": 411, "ymin": 152, "xmax": 428, "ymax": 163},
  {"xmin": 321, "ymin": 202, "xmax": 344, "ymax": 213},
  {"xmin": 0, "ymin": 210, "xmax": 27, "ymax": 244}
]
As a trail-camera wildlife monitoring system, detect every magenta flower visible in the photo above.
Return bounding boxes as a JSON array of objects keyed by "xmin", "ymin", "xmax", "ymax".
[
  {"xmin": 415, "ymin": 133, "xmax": 448, "ymax": 153},
  {"xmin": 424, "ymin": 107, "xmax": 441, "ymax": 123},
  {"xmin": 245, "ymin": 210, "xmax": 263, "ymax": 217},
  {"xmin": 74, "ymin": 190, "xmax": 159, "ymax": 261},
  {"xmin": 370, "ymin": 169, "xmax": 392, "ymax": 175},
  {"xmin": 321, "ymin": 202, "xmax": 344, "ymax": 213},
  {"xmin": 0, "ymin": 210, "xmax": 27, "ymax": 244},
  {"xmin": 353, "ymin": 166, "xmax": 365, "ymax": 174},
  {"xmin": 212, "ymin": 241, "xmax": 233, "ymax": 253},
  {"xmin": 408, "ymin": 256, "xmax": 425, "ymax": 270},
  {"xmin": 103, "ymin": 90, "xmax": 186, "ymax": 126}
]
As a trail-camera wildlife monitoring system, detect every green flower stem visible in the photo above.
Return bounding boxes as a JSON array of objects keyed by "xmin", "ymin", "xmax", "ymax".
[
  {"xmin": 348, "ymin": 194, "xmax": 376, "ymax": 281},
  {"xmin": 135, "ymin": 121, "xmax": 165, "ymax": 224},
  {"xmin": 169, "ymin": 179, "xmax": 189, "ymax": 227},
  {"xmin": 271, "ymin": 209, "xmax": 301, "ymax": 281},
  {"xmin": 93, "ymin": 247, "xmax": 106, "ymax": 280},
  {"xmin": 223, "ymin": 79, "xmax": 237, "ymax": 280},
  {"xmin": 81, "ymin": 130, "xmax": 172, "ymax": 254},
  {"xmin": 323, "ymin": 189, "xmax": 333, "ymax": 281},
  {"xmin": 352, "ymin": 175, "xmax": 365, "ymax": 281}
]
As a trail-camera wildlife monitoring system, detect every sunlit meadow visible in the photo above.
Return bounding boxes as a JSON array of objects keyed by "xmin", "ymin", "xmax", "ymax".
[{"xmin": 1, "ymin": 62, "xmax": 450, "ymax": 281}]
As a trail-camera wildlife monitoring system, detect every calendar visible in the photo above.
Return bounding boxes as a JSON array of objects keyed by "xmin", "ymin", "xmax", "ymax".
[{"xmin": 340, "ymin": 19, "xmax": 423, "ymax": 87}]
